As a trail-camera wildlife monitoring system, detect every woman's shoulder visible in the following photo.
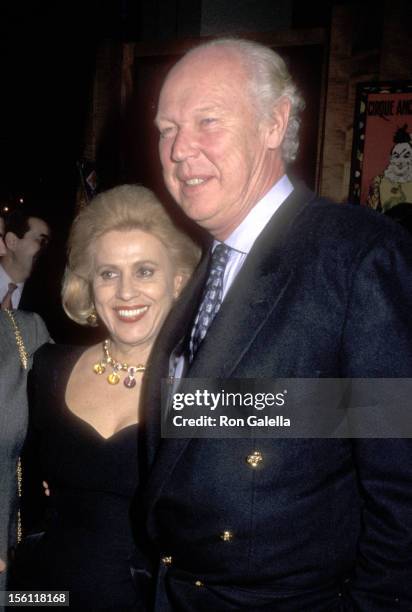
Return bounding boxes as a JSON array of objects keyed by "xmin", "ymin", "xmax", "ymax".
[
  {"xmin": 33, "ymin": 343, "xmax": 86, "ymax": 371},
  {"xmin": 30, "ymin": 344, "xmax": 88, "ymax": 404}
]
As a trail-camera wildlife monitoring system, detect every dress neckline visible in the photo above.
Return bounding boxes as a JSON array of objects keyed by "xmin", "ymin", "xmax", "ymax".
[{"xmin": 57, "ymin": 344, "xmax": 139, "ymax": 442}]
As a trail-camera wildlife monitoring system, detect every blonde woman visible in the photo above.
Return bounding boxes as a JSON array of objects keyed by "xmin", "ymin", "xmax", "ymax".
[{"xmin": 16, "ymin": 186, "xmax": 200, "ymax": 610}]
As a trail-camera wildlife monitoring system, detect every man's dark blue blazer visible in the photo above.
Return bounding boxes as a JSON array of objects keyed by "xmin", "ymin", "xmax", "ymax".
[{"xmin": 137, "ymin": 182, "xmax": 412, "ymax": 611}]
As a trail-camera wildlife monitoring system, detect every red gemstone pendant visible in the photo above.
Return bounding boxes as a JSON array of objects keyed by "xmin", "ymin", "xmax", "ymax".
[{"xmin": 124, "ymin": 376, "xmax": 136, "ymax": 388}]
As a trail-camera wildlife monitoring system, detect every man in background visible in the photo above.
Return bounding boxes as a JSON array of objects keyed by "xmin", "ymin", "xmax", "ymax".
[{"xmin": 0, "ymin": 209, "xmax": 49, "ymax": 310}]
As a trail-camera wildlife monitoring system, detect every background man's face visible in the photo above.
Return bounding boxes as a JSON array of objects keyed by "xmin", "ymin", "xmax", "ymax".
[
  {"xmin": 156, "ymin": 49, "xmax": 278, "ymax": 240},
  {"xmin": 12, "ymin": 217, "xmax": 49, "ymax": 279}
]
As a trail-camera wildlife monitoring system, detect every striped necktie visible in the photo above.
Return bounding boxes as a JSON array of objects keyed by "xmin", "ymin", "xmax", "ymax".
[{"xmin": 189, "ymin": 243, "xmax": 232, "ymax": 362}]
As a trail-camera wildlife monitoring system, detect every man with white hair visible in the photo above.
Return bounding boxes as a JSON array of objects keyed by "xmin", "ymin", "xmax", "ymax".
[{"xmin": 137, "ymin": 39, "xmax": 412, "ymax": 611}]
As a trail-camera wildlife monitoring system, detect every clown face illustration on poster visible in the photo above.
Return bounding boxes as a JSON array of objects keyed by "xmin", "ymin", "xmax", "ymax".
[{"xmin": 350, "ymin": 82, "xmax": 412, "ymax": 216}]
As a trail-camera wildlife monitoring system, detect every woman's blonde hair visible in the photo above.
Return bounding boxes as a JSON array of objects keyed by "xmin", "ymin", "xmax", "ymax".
[{"xmin": 62, "ymin": 184, "xmax": 201, "ymax": 325}]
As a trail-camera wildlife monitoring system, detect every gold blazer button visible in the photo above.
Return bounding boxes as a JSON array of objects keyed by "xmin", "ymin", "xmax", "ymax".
[
  {"xmin": 220, "ymin": 530, "xmax": 234, "ymax": 542},
  {"xmin": 246, "ymin": 450, "xmax": 263, "ymax": 467}
]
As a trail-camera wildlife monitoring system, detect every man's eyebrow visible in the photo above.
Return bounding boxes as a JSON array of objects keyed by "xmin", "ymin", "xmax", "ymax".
[
  {"xmin": 195, "ymin": 106, "xmax": 219, "ymax": 113},
  {"xmin": 155, "ymin": 105, "xmax": 220, "ymax": 125}
]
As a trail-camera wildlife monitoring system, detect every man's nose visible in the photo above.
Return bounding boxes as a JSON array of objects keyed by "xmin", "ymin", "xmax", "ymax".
[{"xmin": 171, "ymin": 127, "xmax": 198, "ymax": 162}]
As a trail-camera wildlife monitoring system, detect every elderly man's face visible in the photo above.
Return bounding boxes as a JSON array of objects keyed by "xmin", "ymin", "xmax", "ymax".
[{"xmin": 156, "ymin": 48, "xmax": 287, "ymax": 240}]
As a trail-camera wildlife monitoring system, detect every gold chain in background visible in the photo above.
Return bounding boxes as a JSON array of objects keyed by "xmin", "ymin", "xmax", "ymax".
[
  {"xmin": 5, "ymin": 309, "xmax": 28, "ymax": 543},
  {"xmin": 5, "ymin": 309, "xmax": 28, "ymax": 370}
]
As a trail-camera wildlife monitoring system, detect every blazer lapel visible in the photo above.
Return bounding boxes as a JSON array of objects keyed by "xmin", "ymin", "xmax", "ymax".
[
  {"xmin": 187, "ymin": 262, "xmax": 294, "ymax": 378},
  {"xmin": 142, "ymin": 183, "xmax": 317, "ymax": 507},
  {"xmin": 188, "ymin": 182, "xmax": 315, "ymax": 377}
]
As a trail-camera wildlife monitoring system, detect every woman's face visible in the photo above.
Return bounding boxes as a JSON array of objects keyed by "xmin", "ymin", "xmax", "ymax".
[
  {"xmin": 92, "ymin": 229, "xmax": 183, "ymax": 354},
  {"xmin": 0, "ymin": 217, "xmax": 6, "ymax": 256}
]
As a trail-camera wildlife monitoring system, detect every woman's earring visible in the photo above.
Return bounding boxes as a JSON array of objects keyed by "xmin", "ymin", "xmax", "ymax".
[{"xmin": 87, "ymin": 309, "xmax": 98, "ymax": 326}]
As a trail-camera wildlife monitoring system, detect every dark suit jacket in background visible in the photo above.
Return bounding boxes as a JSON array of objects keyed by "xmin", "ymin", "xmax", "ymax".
[{"xmin": 137, "ymin": 183, "xmax": 412, "ymax": 611}]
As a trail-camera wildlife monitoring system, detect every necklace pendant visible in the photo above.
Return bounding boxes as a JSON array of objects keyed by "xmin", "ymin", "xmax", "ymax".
[
  {"xmin": 96, "ymin": 339, "xmax": 146, "ymax": 387},
  {"xmin": 124, "ymin": 375, "xmax": 136, "ymax": 388},
  {"xmin": 93, "ymin": 362, "xmax": 106, "ymax": 375},
  {"xmin": 107, "ymin": 372, "xmax": 120, "ymax": 385}
]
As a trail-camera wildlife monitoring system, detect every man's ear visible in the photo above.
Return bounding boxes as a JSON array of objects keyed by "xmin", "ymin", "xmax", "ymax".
[
  {"xmin": 266, "ymin": 96, "xmax": 291, "ymax": 150},
  {"xmin": 4, "ymin": 232, "xmax": 18, "ymax": 251}
]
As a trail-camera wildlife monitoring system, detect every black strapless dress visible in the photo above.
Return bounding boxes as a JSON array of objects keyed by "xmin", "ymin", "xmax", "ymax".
[{"xmin": 18, "ymin": 344, "xmax": 139, "ymax": 610}]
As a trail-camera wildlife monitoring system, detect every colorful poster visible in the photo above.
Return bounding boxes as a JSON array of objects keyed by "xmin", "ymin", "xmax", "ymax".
[{"xmin": 350, "ymin": 82, "xmax": 412, "ymax": 214}]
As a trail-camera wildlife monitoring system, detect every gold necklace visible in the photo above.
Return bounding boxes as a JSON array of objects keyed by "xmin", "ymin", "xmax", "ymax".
[{"xmin": 93, "ymin": 339, "xmax": 146, "ymax": 388}]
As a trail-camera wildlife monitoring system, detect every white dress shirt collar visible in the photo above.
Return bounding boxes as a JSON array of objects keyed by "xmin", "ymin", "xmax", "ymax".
[
  {"xmin": 218, "ymin": 174, "xmax": 294, "ymax": 255},
  {"xmin": 0, "ymin": 263, "xmax": 24, "ymax": 308}
]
